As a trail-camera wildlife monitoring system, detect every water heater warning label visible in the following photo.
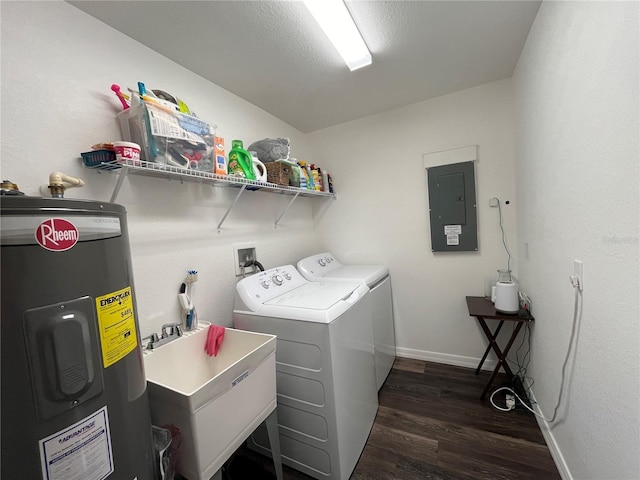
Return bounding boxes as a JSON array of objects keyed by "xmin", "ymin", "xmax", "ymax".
[
  {"xmin": 39, "ymin": 406, "xmax": 113, "ymax": 480},
  {"xmin": 96, "ymin": 286, "xmax": 137, "ymax": 368}
]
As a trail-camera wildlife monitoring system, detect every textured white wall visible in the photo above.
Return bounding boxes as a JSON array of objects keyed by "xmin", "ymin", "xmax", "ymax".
[
  {"xmin": 1, "ymin": 1, "xmax": 321, "ymax": 337},
  {"xmin": 308, "ymin": 79, "xmax": 519, "ymax": 366},
  {"xmin": 513, "ymin": 2, "xmax": 639, "ymax": 479}
]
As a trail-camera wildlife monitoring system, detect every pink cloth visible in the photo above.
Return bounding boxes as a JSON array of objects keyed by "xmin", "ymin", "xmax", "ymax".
[{"xmin": 205, "ymin": 325, "xmax": 225, "ymax": 357}]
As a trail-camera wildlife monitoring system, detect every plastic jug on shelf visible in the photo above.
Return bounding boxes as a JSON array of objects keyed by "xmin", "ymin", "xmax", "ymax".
[
  {"xmin": 227, "ymin": 140, "xmax": 256, "ymax": 180},
  {"xmin": 250, "ymin": 151, "xmax": 267, "ymax": 182}
]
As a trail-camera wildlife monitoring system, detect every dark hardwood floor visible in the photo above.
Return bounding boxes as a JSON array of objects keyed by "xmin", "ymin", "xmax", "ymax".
[{"xmin": 222, "ymin": 359, "xmax": 561, "ymax": 480}]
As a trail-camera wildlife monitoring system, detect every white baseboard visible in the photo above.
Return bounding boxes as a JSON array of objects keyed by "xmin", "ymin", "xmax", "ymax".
[
  {"xmin": 395, "ymin": 346, "xmax": 497, "ymax": 371},
  {"xmin": 528, "ymin": 388, "xmax": 573, "ymax": 480}
]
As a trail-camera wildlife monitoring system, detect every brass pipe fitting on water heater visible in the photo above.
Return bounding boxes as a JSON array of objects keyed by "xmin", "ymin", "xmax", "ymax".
[{"xmin": 45, "ymin": 172, "xmax": 85, "ymax": 198}]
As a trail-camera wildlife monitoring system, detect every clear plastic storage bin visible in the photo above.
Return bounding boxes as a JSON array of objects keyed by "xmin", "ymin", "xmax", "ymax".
[{"xmin": 118, "ymin": 101, "xmax": 217, "ymax": 173}]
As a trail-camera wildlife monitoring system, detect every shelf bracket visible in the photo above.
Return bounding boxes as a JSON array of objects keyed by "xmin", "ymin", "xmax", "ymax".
[
  {"xmin": 109, "ymin": 165, "xmax": 130, "ymax": 203},
  {"xmin": 274, "ymin": 191, "xmax": 301, "ymax": 229},
  {"xmin": 217, "ymin": 184, "xmax": 247, "ymax": 233}
]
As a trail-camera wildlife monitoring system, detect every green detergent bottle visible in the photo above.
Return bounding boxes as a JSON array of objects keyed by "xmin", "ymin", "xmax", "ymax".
[{"xmin": 227, "ymin": 140, "xmax": 256, "ymax": 180}]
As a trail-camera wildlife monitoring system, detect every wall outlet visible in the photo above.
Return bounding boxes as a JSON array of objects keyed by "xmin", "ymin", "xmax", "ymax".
[
  {"xmin": 233, "ymin": 242, "xmax": 258, "ymax": 276},
  {"xmin": 489, "ymin": 197, "xmax": 499, "ymax": 207}
]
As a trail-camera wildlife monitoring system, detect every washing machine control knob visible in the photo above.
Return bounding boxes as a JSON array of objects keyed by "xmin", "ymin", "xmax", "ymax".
[
  {"xmin": 261, "ymin": 280, "xmax": 270, "ymax": 289},
  {"xmin": 283, "ymin": 272, "xmax": 292, "ymax": 280},
  {"xmin": 272, "ymin": 274, "xmax": 284, "ymax": 286},
  {"xmin": 318, "ymin": 259, "xmax": 326, "ymax": 267}
]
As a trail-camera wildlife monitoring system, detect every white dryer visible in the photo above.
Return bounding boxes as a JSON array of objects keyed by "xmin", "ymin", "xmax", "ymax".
[
  {"xmin": 297, "ymin": 252, "xmax": 396, "ymax": 390},
  {"xmin": 233, "ymin": 265, "xmax": 378, "ymax": 480}
]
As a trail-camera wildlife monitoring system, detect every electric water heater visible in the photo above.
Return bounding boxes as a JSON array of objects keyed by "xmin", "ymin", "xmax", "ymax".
[{"xmin": 1, "ymin": 196, "xmax": 155, "ymax": 480}]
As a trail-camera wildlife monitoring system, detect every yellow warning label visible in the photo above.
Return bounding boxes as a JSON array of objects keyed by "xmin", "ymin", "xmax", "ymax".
[{"xmin": 95, "ymin": 286, "xmax": 138, "ymax": 368}]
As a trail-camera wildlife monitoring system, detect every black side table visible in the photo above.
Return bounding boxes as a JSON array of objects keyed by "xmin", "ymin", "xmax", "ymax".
[{"xmin": 465, "ymin": 296, "xmax": 534, "ymax": 400}]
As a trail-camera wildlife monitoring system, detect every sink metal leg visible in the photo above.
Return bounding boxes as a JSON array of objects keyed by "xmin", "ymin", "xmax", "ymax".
[{"xmin": 265, "ymin": 409, "xmax": 283, "ymax": 480}]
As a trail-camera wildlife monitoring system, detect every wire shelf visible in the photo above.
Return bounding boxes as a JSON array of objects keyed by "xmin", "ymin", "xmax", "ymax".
[
  {"xmin": 83, "ymin": 159, "xmax": 335, "ymax": 231},
  {"xmin": 86, "ymin": 159, "xmax": 334, "ymax": 198}
]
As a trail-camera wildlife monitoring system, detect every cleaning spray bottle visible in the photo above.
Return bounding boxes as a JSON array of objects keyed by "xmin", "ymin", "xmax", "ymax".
[
  {"xmin": 298, "ymin": 160, "xmax": 314, "ymax": 190},
  {"xmin": 227, "ymin": 140, "xmax": 256, "ymax": 180},
  {"xmin": 311, "ymin": 164, "xmax": 322, "ymax": 191}
]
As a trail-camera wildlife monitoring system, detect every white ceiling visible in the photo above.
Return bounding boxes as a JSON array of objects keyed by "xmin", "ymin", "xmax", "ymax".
[{"xmin": 69, "ymin": 1, "xmax": 541, "ymax": 133}]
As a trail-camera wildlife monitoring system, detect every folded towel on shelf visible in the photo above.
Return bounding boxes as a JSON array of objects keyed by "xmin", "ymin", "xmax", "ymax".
[{"xmin": 205, "ymin": 325, "xmax": 225, "ymax": 357}]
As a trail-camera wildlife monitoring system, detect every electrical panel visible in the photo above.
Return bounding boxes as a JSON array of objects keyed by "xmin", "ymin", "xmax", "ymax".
[{"xmin": 426, "ymin": 161, "xmax": 478, "ymax": 252}]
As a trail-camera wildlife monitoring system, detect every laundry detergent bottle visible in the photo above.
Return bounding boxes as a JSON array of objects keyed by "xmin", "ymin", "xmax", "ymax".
[{"xmin": 227, "ymin": 140, "xmax": 256, "ymax": 180}]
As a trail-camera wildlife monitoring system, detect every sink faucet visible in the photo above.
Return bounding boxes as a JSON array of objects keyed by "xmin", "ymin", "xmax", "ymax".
[{"xmin": 144, "ymin": 323, "xmax": 183, "ymax": 350}]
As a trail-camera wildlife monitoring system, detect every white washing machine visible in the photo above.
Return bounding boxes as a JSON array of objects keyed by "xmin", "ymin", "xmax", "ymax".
[
  {"xmin": 297, "ymin": 252, "xmax": 396, "ymax": 391},
  {"xmin": 233, "ymin": 265, "xmax": 378, "ymax": 480}
]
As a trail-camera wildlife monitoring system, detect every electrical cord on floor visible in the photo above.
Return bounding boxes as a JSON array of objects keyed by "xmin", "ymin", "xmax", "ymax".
[
  {"xmin": 506, "ymin": 321, "xmax": 532, "ymax": 381},
  {"xmin": 492, "ymin": 323, "xmax": 533, "ymax": 412},
  {"xmin": 491, "ymin": 283, "xmax": 583, "ymax": 422},
  {"xmin": 490, "ymin": 387, "xmax": 518, "ymax": 412},
  {"xmin": 503, "ymin": 294, "xmax": 534, "ymax": 404}
]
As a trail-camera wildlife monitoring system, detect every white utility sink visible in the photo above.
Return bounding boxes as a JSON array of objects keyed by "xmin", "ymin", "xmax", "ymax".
[{"xmin": 143, "ymin": 325, "xmax": 277, "ymax": 480}]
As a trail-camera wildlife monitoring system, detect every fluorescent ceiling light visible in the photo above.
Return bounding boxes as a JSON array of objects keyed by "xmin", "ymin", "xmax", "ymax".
[{"xmin": 303, "ymin": 0, "xmax": 372, "ymax": 71}]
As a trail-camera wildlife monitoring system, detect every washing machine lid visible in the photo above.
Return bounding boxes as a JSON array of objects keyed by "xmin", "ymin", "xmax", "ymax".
[
  {"xmin": 319, "ymin": 265, "xmax": 389, "ymax": 287},
  {"xmin": 256, "ymin": 280, "xmax": 367, "ymax": 323},
  {"xmin": 234, "ymin": 265, "xmax": 369, "ymax": 323},
  {"xmin": 297, "ymin": 252, "xmax": 388, "ymax": 287},
  {"xmin": 264, "ymin": 281, "xmax": 361, "ymax": 310}
]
